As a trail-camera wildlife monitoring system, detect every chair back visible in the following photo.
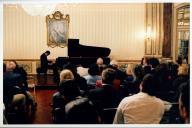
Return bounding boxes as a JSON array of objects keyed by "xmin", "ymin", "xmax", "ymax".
[{"xmin": 102, "ymin": 107, "xmax": 117, "ymax": 124}]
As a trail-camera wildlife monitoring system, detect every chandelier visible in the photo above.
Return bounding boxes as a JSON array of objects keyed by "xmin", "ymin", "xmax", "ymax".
[{"xmin": 21, "ymin": 4, "xmax": 56, "ymax": 16}]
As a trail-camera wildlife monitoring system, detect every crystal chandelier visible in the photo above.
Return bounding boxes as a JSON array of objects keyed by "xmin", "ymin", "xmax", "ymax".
[{"xmin": 21, "ymin": 4, "xmax": 56, "ymax": 16}]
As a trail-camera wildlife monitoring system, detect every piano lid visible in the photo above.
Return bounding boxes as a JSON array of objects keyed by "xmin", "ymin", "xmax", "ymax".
[{"xmin": 68, "ymin": 39, "xmax": 111, "ymax": 57}]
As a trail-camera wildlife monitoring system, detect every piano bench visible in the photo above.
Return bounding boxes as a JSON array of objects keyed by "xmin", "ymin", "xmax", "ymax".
[{"xmin": 36, "ymin": 67, "xmax": 48, "ymax": 84}]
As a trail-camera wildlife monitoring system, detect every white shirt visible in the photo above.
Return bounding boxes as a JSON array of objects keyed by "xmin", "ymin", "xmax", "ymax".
[
  {"xmin": 113, "ymin": 92, "xmax": 165, "ymax": 124},
  {"xmin": 77, "ymin": 66, "xmax": 88, "ymax": 77}
]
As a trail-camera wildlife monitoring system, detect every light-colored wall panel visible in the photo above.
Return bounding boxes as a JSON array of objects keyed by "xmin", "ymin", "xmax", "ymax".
[
  {"xmin": 4, "ymin": 3, "xmax": 145, "ymax": 60},
  {"xmin": 145, "ymin": 3, "xmax": 163, "ymax": 57}
]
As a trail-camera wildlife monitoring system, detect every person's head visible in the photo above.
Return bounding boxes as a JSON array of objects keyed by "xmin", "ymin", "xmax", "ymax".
[
  {"xmin": 110, "ymin": 60, "xmax": 118, "ymax": 69},
  {"xmin": 6, "ymin": 60, "xmax": 17, "ymax": 71},
  {"xmin": 178, "ymin": 64, "xmax": 188, "ymax": 76},
  {"xmin": 143, "ymin": 65, "xmax": 151, "ymax": 75},
  {"xmin": 59, "ymin": 80, "xmax": 81, "ymax": 100},
  {"xmin": 132, "ymin": 64, "xmax": 144, "ymax": 78},
  {"xmin": 140, "ymin": 74, "xmax": 156, "ymax": 96},
  {"xmin": 60, "ymin": 69, "xmax": 74, "ymax": 82},
  {"xmin": 63, "ymin": 62, "xmax": 77, "ymax": 73},
  {"xmin": 177, "ymin": 56, "xmax": 183, "ymax": 65},
  {"xmin": 126, "ymin": 64, "xmax": 134, "ymax": 75},
  {"xmin": 155, "ymin": 63, "xmax": 169, "ymax": 76},
  {"xmin": 102, "ymin": 68, "xmax": 116, "ymax": 85},
  {"xmin": 45, "ymin": 50, "xmax": 50, "ymax": 56},
  {"xmin": 149, "ymin": 57, "xmax": 160, "ymax": 69},
  {"xmin": 88, "ymin": 64, "xmax": 100, "ymax": 76},
  {"xmin": 141, "ymin": 57, "xmax": 149, "ymax": 65},
  {"xmin": 96, "ymin": 57, "xmax": 103, "ymax": 66},
  {"xmin": 179, "ymin": 82, "xmax": 190, "ymax": 123}
]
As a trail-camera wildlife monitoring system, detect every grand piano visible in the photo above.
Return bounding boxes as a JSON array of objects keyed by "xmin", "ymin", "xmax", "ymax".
[{"xmin": 56, "ymin": 39, "xmax": 111, "ymax": 69}]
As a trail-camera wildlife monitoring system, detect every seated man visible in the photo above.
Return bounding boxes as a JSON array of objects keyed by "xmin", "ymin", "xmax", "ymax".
[
  {"xmin": 113, "ymin": 74, "xmax": 165, "ymax": 124},
  {"xmin": 40, "ymin": 50, "xmax": 58, "ymax": 82},
  {"xmin": 88, "ymin": 68, "xmax": 123, "ymax": 116},
  {"xmin": 178, "ymin": 82, "xmax": 189, "ymax": 124},
  {"xmin": 96, "ymin": 57, "xmax": 104, "ymax": 67},
  {"xmin": 4, "ymin": 61, "xmax": 36, "ymax": 113}
]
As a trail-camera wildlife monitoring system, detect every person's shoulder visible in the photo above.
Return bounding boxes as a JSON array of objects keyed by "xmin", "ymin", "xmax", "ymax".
[
  {"xmin": 88, "ymin": 87, "xmax": 104, "ymax": 97},
  {"xmin": 153, "ymin": 96, "xmax": 165, "ymax": 107},
  {"xmin": 40, "ymin": 53, "xmax": 45, "ymax": 57}
]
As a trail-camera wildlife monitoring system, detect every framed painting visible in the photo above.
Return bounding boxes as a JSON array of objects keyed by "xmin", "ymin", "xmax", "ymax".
[{"xmin": 46, "ymin": 11, "xmax": 70, "ymax": 48}]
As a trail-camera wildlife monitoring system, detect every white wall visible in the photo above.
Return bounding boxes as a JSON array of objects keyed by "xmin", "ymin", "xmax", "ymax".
[{"xmin": 3, "ymin": 3, "xmax": 145, "ymax": 60}]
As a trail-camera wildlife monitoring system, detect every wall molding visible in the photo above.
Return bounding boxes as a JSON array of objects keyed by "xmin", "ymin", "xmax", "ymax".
[{"xmin": 3, "ymin": 59, "xmax": 40, "ymax": 61}]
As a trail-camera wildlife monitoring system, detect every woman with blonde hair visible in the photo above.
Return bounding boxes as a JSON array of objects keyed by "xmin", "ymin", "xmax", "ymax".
[
  {"xmin": 172, "ymin": 64, "xmax": 189, "ymax": 101},
  {"xmin": 59, "ymin": 69, "xmax": 74, "ymax": 82},
  {"xmin": 52, "ymin": 69, "xmax": 75, "ymax": 109}
]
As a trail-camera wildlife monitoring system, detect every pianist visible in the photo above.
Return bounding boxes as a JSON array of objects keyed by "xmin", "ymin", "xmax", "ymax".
[{"xmin": 40, "ymin": 50, "xmax": 58, "ymax": 82}]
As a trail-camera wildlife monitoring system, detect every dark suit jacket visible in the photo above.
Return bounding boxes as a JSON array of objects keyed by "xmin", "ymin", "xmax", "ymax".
[
  {"xmin": 40, "ymin": 53, "xmax": 51, "ymax": 72},
  {"xmin": 3, "ymin": 71, "xmax": 24, "ymax": 104},
  {"xmin": 88, "ymin": 84, "xmax": 122, "ymax": 114}
]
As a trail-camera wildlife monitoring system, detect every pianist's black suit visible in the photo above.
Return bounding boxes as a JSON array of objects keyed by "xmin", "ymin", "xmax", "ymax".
[
  {"xmin": 40, "ymin": 53, "xmax": 51, "ymax": 72},
  {"xmin": 40, "ymin": 53, "xmax": 58, "ymax": 82}
]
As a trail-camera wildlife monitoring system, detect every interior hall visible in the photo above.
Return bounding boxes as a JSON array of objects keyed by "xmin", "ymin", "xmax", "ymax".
[{"xmin": 2, "ymin": 2, "xmax": 190, "ymax": 126}]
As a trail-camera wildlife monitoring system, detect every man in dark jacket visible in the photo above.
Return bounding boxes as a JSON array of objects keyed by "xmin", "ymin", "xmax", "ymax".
[
  {"xmin": 88, "ymin": 68, "xmax": 123, "ymax": 118},
  {"xmin": 40, "ymin": 50, "xmax": 58, "ymax": 82},
  {"xmin": 3, "ymin": 61, "xmax": 26, "ymax": 113}
]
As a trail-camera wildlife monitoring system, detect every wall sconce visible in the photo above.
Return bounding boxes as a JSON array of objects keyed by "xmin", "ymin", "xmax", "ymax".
[{"xmin": 146, "ymin": 25, "xmax": 152, "ymax": 39}]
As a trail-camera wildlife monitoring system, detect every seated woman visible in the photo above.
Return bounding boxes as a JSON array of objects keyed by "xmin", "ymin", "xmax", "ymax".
[
  {"xmin": 52, "ymin": 69, "xmax": 100, "ymax": 124},
  {"xmin": 52, "ymin": 69, "xmax": 75, "ymax": 109}
]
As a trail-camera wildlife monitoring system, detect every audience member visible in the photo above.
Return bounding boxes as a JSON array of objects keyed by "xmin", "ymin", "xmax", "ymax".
[
  {"xmin": 110, "ymin": 60, "xmax": 119, "ymax": 69},
  {"xmin": 149, "ymin": 57, "xmax": 160, "ymax": 74},
  {"xmin": 168, "ymin": 63, "xmax": 179, "ymax": 82},
  {"xmin": 172, "ymin": 64, "xmax": 189, "ymax": 101},
  {"xmin": 113, "ymin": 74, "xmax": 165, "ymax": 124},
  {"xmin": 88, "ymin": 68, "xmax": 123, "ymax": 118},
  {"xmin": 52, "ymin": 79, "xmax": 100, "ymax": 124},
  {"xmin": 62, "ymin": 63, "xmax": 87, "ymax": 91},
  {"xmin": 132, "ymin": 64, "xmax": 144, "ymax": 84},
  {"xmin": 62, "ymin": 80, "xmax": 100, "ymax": 123},
  {"xmin": 60, "ymin": 69, "xmax": 74, "ymax": 82},
  {"xmin": 154, "ymin": 63, "xmax": 171, "ymax": 93},
  {"xmin": 12, "ymin": 60, "xmax": 28, "ymax": 91},
  {"xmin": 178, "ymin": 82, "xmax": 190, "ymax": 123},
  {"xmin": 96, "ymin": 57, "xmax": 104, "ymax": 67},
  {"xmin": 52, "ymin": 69, "xmax": 75, "ymax": 109},
  {"xmin": 108, "ymin": 60, "xmax": 127, "ymax": 84},
  {"xmin": 84, "ymin": 64, "xmax": 102, "ymax": 86},
  {"xmin": 141, "ymin": 57, "xmax": 149, "ymax": 67},
  {"xmin": 3, "ymin": 61, "xmax": 27, "ymax": 114}
]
